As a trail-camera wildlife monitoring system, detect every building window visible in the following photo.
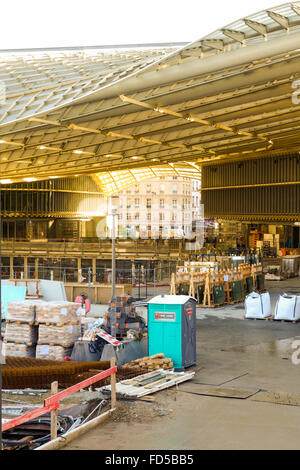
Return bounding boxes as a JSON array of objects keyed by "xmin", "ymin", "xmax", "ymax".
[
  {"xmin": 147, "ymin": 213, "xmax": 151, "ymax": 221},
  {"xmin": 146, "ymin": 183, "xmax": 151, "ymax": 193},
  {"xmin": 127, "ymin": 214, "xmax": 131, "ymax": 221},
  {"xmin": 159, "ymin": 213, "xmax": 164, "ymax": 221},
  {"xmin": 172, "ymin": 199, "xmax": 177, "ymax": 209},
  {"xmin": 134, "ymin": 198, "xmax": 140, "ymax": 207},
  {"xmin": 146, "ymin": 199, "xmax": 151, "ymax": 208},
  {"xmin": 135, "ymin": 213, "xmax": 139, "ymax": 220},
  {"xmin": 160, "ymin": 199, "xmax": 165, "ymax": 209},
  {"xmin": 172, "ymin": 184, "xmax": 177, "ymax": 194},
  {"xmin": 159, "ymin": 184, "xmax": 165, "ymax": 194},
  {"xmin": 134, "ymin": 185, "xmax": 139, "ymax": 193}
]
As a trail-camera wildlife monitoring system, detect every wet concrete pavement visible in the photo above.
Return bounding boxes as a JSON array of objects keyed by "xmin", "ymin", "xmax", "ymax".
[{"xmin": 64, "ymin": 278, "xmax": 300, "ymax": 450}]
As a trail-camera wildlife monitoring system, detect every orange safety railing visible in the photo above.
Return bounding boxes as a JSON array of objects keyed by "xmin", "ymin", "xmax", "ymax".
[{"xmin": 2, "ymin": 358, "xmax": 117, "ymax": 439}]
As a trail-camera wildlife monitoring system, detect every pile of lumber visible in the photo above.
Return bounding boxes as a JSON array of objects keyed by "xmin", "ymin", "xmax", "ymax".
[{"xmin": 126, "ymin": 353, "xmax": 173, "ymax": 371}]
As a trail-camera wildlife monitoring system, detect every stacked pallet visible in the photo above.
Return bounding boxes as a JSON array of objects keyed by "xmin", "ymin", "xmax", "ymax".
[
  {"xmin": 171, "ymin": 262, "xmax": 263, "ymax": 307},
  {"xmin": 4, "ymin": 300, "xmax": 82, "ymax": 360},
  {"xmin": 36, "ymin": 301, "xmax": 81, "ymax": 360},
  {"xmin": 4, "ymin": 301, "xmax": 40, "ymax": 358},
  {"xmin": 126, "ymin": 353, "xmax": 174, "ymax": 371}
]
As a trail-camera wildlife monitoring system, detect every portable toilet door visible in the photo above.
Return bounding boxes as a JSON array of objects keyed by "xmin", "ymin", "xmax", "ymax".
[{"xmin": 181, "ymin": 298, "xmax": 197, "ymax": 369}]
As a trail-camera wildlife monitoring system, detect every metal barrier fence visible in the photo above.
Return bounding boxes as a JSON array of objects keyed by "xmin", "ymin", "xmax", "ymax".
[{"xmin": 0, "ymin": 263, "xmax": 175, "ymax": 300}]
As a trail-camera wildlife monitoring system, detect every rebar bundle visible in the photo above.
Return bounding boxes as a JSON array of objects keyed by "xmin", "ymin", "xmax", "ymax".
[{"xmin": 2, "ymin": 357, "xmax": 147, "ymax": 389}]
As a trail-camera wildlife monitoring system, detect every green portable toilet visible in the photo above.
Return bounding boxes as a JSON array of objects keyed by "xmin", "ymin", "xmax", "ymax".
[{"xmin": 147, "ymin": 295, "xmax": 196, "ymax": 371}]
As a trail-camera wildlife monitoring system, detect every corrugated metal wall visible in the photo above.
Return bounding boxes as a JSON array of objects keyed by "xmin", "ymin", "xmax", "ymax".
[
  {"xmin": 0, "ymin": 176, "xmax": 105, "ymax": 217},
  {"xmin": 201, "ymin": 154, "xmax": 300, "ymax": 220}
]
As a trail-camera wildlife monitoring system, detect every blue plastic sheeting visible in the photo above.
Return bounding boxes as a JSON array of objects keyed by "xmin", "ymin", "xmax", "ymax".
[{"xmin": 1, "ymin": 285, "xmax": 27, "ymax": 318}]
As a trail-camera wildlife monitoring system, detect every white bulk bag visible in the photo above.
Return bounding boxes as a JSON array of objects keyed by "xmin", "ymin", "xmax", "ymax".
[
  {"xmin": 245, "ymin": 291, "xmax": 271, "ymax": 319},
  {"xmin": 274, "ymin": 294, "xmax": 300, "ymax": 321}
]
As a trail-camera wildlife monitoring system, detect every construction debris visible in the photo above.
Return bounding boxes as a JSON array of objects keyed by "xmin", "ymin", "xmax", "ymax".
[
  {"xmin": 99, "ymin": 369, "xmax": 195, "ymax": 399},
  {"xmin": 126, "ymin": 353, "xmax": 174, "ymax": 371}
]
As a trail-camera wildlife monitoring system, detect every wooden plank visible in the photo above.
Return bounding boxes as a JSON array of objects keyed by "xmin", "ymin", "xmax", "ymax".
[
  {"xmin": 50, "ymin": 381, "xmax": 58, "ymax": 441},
  {"xmin": 178, "ymin": 384, "xmax": 260, "ymax": 399},
  {"xmin": 101, "ymin": 371, "xmax": 195, "ymax": 398}
]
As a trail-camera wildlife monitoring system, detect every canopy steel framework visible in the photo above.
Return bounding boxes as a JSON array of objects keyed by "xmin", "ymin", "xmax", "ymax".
[{"xmin": 0, "ymin": 3, "xmax": 300, "ymax": 193}]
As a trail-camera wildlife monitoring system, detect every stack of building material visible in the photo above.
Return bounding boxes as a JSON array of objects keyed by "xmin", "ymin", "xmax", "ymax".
[
  {"xmin": 5, "ymin": 300, "xmax": 40, "ymax": 322},
  {"xmin": 35, "ymin": 301, "xmax": 81, "ymax": 324},
  {"xmin": 35, "ymin": 344, "xmax": 74, "ymax": 361},
  {"xmin": 172, "ymin": 261, "xmax": 264, "ymax": 307},
  {"xmin": 36, "ymin": 301, "xmax": 81, "ymax": 360},
  {"xmin": 38, "ymin": 324, "xmax": 81, "ymax": 347},
  {"xmin": 104, "ymin": 295, "xmax": 146, "ymax": 337},
  {"xmin": 4, "ymin": 300, "xmax": 41, "ymax": 358},
  {"xmin": 125, "ymin": 353, "xmax": 174, "ymax": 371},
  {"xmin": 4, "ymin": 323, "xmax": 38, "ymax": 344}
]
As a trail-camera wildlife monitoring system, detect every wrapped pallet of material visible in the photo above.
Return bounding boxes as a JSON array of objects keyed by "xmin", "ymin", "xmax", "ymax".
[
  {"xmin": 6, "ymin": 300, "xmax": 42, "ymax": 323},
  {"xmin": 38, "ymin": 323, "xmax": 81, "ymax": 347},
  {"xmin": 245, "ymin": 291, "xmax": 271, "ymax": 319},
  {"xmin": 4, "ymin": 322, "xmax": 38, "ymax": 344},
  {"xmin": 274, "ymin": 294, "xmax": 300, "ymax": 321},
  {"xmin": 36, "ymin": 344, "xmax": 73, "ymax": 361},
  {"xmin": 35, "ymin": 301, "xmax": 81, "ymax": 324},
  {"xmin": 4, "ymin": 342, "xmax": 35, "ymax": 358}
]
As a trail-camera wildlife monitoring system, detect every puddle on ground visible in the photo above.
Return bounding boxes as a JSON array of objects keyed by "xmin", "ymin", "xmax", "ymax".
[{"xmin": 229, "ymin": 337, "xmax": 300, "ymax": 359}]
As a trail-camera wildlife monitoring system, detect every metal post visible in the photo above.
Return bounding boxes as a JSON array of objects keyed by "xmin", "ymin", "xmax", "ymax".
[
  {"xmin": 145, "ymin": 267, "xmax": 148, "ymax": 299},
  {"xmin": 110, "ymin": 196, "xmax": 118, "ymax": 338},
  {"xmin": 112, "ymin": 208, "xmax": 116, "ymax": 299},
  {"xmin": 88, "ymin": 267, "xmax": 92, "ymax": 304},
  {"xmin": 154, "ymin": 267, "xmax": 156, "ymax": 297},
  {"xmin": 138, "ymin": 265, "xmax": 141, "ymax": 300}
]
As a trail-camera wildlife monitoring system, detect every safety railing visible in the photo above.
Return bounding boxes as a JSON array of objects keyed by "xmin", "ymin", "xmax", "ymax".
[{"xmin": 2, "ymin": 358, "xmax": 117, "ymax": 441}]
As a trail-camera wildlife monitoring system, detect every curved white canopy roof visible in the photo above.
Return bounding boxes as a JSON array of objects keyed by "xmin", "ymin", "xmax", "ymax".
[{"xmin": 0, "ymin": 2, "xmax": 300, "ymax": 188}]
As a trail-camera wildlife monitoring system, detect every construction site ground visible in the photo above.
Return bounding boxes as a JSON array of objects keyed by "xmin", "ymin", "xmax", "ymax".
[{"xmin": 61, "ymin": 278, "xmax": 300, "ymax": 450}]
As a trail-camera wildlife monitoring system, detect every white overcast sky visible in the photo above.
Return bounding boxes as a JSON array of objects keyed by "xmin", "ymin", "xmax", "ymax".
[{"xmin": 0, "ymin": 0, "xmax": 284, "ymax": 49}]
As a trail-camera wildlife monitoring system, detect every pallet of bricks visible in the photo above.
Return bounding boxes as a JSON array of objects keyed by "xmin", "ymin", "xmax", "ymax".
[
  {"xmin": 170, "ymin": 262, "xmax": 264, "ymax": 307},
  {"xmin": 4, "ymin": 300, "xmax": 82, "ymax": 360}
]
